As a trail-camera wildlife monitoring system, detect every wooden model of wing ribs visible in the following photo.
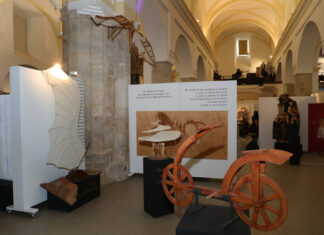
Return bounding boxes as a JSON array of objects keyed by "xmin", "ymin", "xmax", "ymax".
[
  {"xmin": 91, "ymin": 15, "xmax": 156, "ymax": 66},
  {"xmin": 138, "ymin": 124, "xmax": 181, "ymax": 158},
  {"xmin": 42, "ymin": 65, "xmax": 86, "ymax": 170}
]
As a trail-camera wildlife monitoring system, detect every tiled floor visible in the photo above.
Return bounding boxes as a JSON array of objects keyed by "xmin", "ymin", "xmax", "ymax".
[{"xmin": 0, "ymin": 152, "xmax": 324, "ymax": 235}]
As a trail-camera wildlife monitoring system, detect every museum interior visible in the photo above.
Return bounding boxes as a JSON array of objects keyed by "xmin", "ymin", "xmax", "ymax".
[{"xmin": 1, "ymin": 0, "xmax": 324, "ymax": 234}]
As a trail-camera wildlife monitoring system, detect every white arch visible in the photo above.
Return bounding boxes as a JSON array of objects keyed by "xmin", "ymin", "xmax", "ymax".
[
  {"xmin": 297, "ymin": 21, "xmax": 321, "ymax": 74},
  {"xmin": 140, "ymin": 0, "xmax": 168, "ymax": 62},
  {"xmin": 197, "ymin": 55, "xmax": 206, "ymax": 81},
  {"xmin": 276, "ymin": 62, "xmax": 282, "ymax": 82},
  {"xmin": 285, "ymin": 50, "xmax": 293, "ymax": 84},
  {"xmin": 174, "ymin": 35, "xmax": 194, "ymax": 80},
  {"xmin": 296, "ymin": 21, "xmax": 322, "ymax": 93}
]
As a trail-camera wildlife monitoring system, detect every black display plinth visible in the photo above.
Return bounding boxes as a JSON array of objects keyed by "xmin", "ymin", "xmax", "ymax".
[
  {"xmin": 0, "ymin": 179, "xmax": 13, "ymax": 212},
  {"xmin": 47, "ymin": 173, "xmax": 100, "ymax": 212},
  {"xmin": 176, "ymin": 204, "xmax": 251, "ymax": 235},
  {"xmin": 143, "ymin": 157, "xmax": 174, "ymax": 218},
  {"xmin": 275, "ymin": 136, "xmax": 302, "ymax": 165}
]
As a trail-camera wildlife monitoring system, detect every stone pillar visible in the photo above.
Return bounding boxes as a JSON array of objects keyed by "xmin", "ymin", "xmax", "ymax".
[
  {"xmin": 294, "ymin": 73, "xmax": 312, "ymax": 96},
  {"xmin": 285, "ymin": 84, "xmax": 295, "ymax": 96},
  {"xmin": 152, "ymin": 61, "xmax": 173, "ymax": 83},
  {"xmin": 62, "ymin": 9, "xmax": 130, "ymax": 185}
]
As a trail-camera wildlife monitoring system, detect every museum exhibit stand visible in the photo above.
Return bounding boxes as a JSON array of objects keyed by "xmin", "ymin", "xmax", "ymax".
[
  {"xmin": 46, "ymin": 171, "xmax": 100, "ymax": 212},
  {"xmin": 162, "ymin": 125, "xmax": 293, "ymax": 232},
  {"xmin": 176, "ymin": 195, "xmax": 250, "ymax": 235},
  {"xmin": 143, "ymin": 157, "xmax": 174, "ymax": 218},
  {"xmin": 2, "ymin": 66, "xmax": 95, "ymax": 216},
  {"xmin": 0, "ymin": 179, "xmax": 13, "ymax": 212},
  {"xmin": 273, "ymin": 94, "xmax": 302, "ymax": 165}
]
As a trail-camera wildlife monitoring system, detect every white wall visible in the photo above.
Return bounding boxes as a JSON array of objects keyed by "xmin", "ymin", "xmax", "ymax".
[
  {"xmin": 272, "ymin": 0, "xmax": 324, "ymax": 93},
  {"xmin": 139, "ymin": 0, "xmax": 216, "ymax": 81},
  {"xmin": 215, "ymin": 35, "xmax": 271, "ymax": 76},
  {"xmin": 0, "ymin": 0, "xmax": 14, "ymax": 91},
  {"xmin": 10, "ymin": 66, "xmax": 66, "ymax": 211},
  {"xmin": 0, "ymin": 95, "xmax": 11, "ymax": 180},
  {"xmin": 215, "ymin": 37, "xmax": 235, "ymax": 76},
  {"xmin": 0, "ymin": 0, "xmax": 61, "ymax": 92},
  {"xmin": 250, "ymin": 36, "xmax": 271, "ymax": 72},
  {"xmin": 259, "ymin": 96, "xmax": 316, "ymax": 152}
]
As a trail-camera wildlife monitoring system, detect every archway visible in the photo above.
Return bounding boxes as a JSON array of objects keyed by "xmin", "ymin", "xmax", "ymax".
[
  {"xmin": 175, "ymin": 35, "xmax": 194, "ymax": 81},
  {"xmin": 276, "ymin": 63, "xmax": 282, "ymax": 82},
  {"xmin": 297, "ymin": 21, "xmax": 321, "ymax": 94},
  {"xmin": 318, "ymin": 48, "xmax": 324, "ymax": 91},
  {"xmin": 285, "ymin": 50, "xmax": 294, "ymax": 95},
  {"xmin": 140, "ymin": 0, "xmax": 168, "ymax": 62},
  {"xmin": 197, "ymin": 56, "xmax": 205, "ymax": 81}
]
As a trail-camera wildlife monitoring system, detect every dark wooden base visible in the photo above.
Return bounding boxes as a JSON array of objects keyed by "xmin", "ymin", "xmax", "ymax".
[
  {"xmin": 176, "ymin": 204, "xmax": 251, "ymax": 235},
  {"xmin": 0, "ymin": 179, "xmax": 13, "ymax": 212},
  {"xmin": 143, "ymin": 157, "xmax": 174, "ymax": 218},
  {"xmin": 47, "ymin": 173, "xmax": 100, "ymax": 212},
  {"xmin": 275, "ymin": 136, "xmax": 302, "ymax": 165}
]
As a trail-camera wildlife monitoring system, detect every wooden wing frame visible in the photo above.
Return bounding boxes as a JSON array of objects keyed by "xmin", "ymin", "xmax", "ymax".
[{"xmin": 91, "ymin": 15, "xmax": 156, "ymax": 66}]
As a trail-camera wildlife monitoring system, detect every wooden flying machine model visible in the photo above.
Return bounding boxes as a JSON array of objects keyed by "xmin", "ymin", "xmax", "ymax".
[
  {"xmin": 91, "ymin": 15, "xmax": 156, "ymax": 66},
  {"xmin": 162, "ymin": 125, "xmax": 292, "ymax": 231}
]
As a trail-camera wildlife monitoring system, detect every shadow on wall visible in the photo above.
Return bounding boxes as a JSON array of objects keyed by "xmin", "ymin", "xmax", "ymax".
[
  {"xmin": 0, "ymin": 65, "xmax": 39, "ymax": 94},
  {"xmin": 0, "ymin": 73, "xmax": 10, "ymax": 94}
]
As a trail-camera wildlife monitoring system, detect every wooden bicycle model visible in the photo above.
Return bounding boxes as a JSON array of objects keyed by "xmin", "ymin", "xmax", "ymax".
[{"xmin": 162, "ymin": 125, "xmax": 292, "ymax": 231}]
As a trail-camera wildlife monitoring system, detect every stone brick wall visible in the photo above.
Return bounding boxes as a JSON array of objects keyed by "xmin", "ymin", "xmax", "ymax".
[
  {"xmin": 62, "ymin": 9, "xmax": 130, "ymax": 184},
  {"xmin": 152, "ymin": 61, "xmax": 173, "ymax": 83},
  {"xmin": 294, "ymin": 73, "xmax": 313, "ymax": 96}
]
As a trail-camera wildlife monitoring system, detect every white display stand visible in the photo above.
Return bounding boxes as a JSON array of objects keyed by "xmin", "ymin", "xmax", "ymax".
[
  {"xmin": 7, "ymin": 66, "xmax": 67, "ymax": 216},
  {"xmin": 259, "ymin": 96, "xmax": 316, "ymax": 151},
  {"xmin": 129, "ymin": 81, "xmax": 237, "ymax": 179}
]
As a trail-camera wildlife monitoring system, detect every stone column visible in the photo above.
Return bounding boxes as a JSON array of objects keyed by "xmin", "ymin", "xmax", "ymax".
[
  {"xmin": 152, "ymin": 61, "xmax": 173, "ymax": 83},
  {"xmin": 294, "ymin": 73, "xmax": 312, "ymax": 96},
  {"xmin": 285, "ymin": 84, "xmax": 295, "ymax": 96},
  {"xmin": 62, "ymin": 9, "xmax": 130, "ymax": 185}
]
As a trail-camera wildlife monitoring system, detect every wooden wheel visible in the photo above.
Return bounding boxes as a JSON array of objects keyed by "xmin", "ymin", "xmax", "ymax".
[
  {"xmin": 162, "ymin": 164, "xmax": 194, "ymax": 206},
  {"xmin": 233, "ymin": 174, "xmax": 287, "ymax": 231}
]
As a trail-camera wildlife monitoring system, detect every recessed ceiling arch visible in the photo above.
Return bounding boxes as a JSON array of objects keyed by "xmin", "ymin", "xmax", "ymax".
[
  {"xmin": 211, "ymin": 19, "xmax": 276, "ymax": 46},
  {"xmin": 204, "ymin": 0, "xmax": 284, "ymax": 35}
]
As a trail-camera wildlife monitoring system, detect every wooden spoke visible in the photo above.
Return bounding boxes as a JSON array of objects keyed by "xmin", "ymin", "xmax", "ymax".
[
  {"xmin": 168, "ymin": 187, "xmax": 175, "ymax": 196},
  {"xmin": 167, "ymin": 170, "xmax": 174, "ymax": 180},
  {"xmin": 164, "ymin": 180, "xmax": 175, "ymax": 186},
  {"xmin": 238, "ymin": 191, "xmax": 252, "ymax": 200},
  {"xmin": 162, "ymin": 164, "xmax": 194, "ymax": 206},
  {"xmin": 237, "ymin": 204, "xmax": 253, "ymax": 211},
  {"xmin": 263, "ymin": 193, "xmax": 279, "ymax": 202},
  {"xmin": 264, "ymin": 204, "xmax": 281, "ymax": 216},
  {"xmin": 260, "ymin": 208, "xmax": 271, "ymax": 226},
  {"xmin": 246, "ymin": 181, "xmax": 253, "ymax": 194},
  {"xmin": 180, "ymin": 171, "xmax": 187, "ymax": 182},
  {"xmin": 175, "ymin": 189, "xmax": 180, "ymax": 202},
  {"xmin": 233, "ymin": 174, "xmax": 288, "ymax": 231},
  {"xmin": 252, "ymin": 208, "xmax": 259, "ymax": 224},
  {"xmin": 259, "ymin": 177, "xmax": 264, "ymax": 199},
  {"xmin": 180, "ymin": 189, "xmax": 189, "ymax": 200}
]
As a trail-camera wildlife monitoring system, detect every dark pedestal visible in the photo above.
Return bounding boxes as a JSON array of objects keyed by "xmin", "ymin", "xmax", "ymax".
[
  {"xmin": 143, "ymin": 157, "xmax": 174, "ymax": 218},
  {"xmin": 0, "ymin": 179, "xmax": 13, "ymax": 212},
  {"xmin": 131, "ymin": 74, "xmax": 140, "ymax": 84},
  {"xmin": 176, "ymin": 204, "xmax": 251, "ymax": 235},
  {"xmin": 47, "ymin": 173, "xmax": 100, "ymax": 212},
  {"xmin": 275, "ymin": 136, "xmax": 302, "ymax": 165}
]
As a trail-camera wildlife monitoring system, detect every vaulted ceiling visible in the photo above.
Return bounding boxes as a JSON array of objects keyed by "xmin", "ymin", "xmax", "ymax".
[{"xmin": 184, "ymin": 0, "xmax": 301, "ymax": 50}]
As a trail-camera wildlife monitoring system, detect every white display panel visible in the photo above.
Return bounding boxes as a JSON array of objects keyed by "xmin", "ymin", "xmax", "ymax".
[
  {"xmin": 129, "ymin": 81, "xmax": 237, "ymax": 179},
  {"xmin": 259, "ymin": 96, "xmax": 316, "ymax": 151},
  {"xmin": 9, "ymin": 66, "xmax": 67, "ymax": 214},
  {"xmin": 0, "ymin": 94, "xmax": 11, "ymax": 180}
]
